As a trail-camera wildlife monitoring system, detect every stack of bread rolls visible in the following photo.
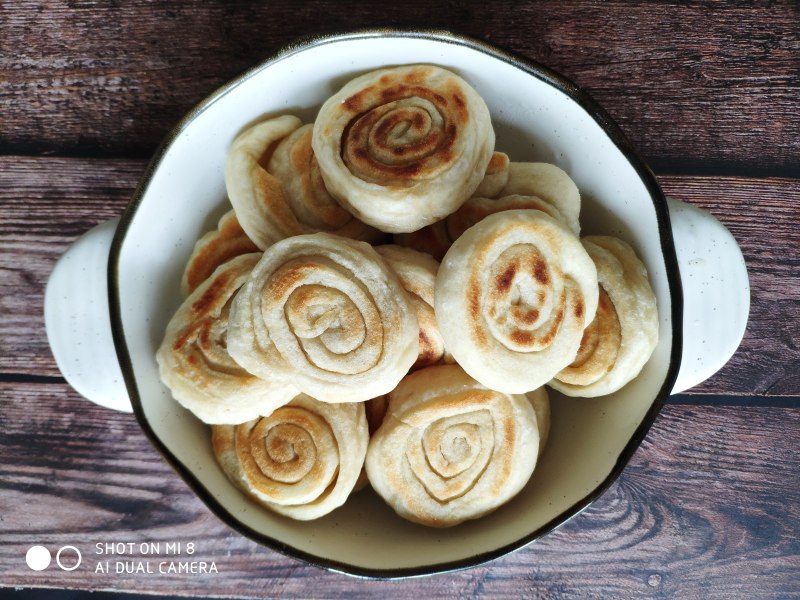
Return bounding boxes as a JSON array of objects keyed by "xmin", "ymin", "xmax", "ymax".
[{"xmin": 156, "ymin": 64, "xmax": 658, "ymax": 527}]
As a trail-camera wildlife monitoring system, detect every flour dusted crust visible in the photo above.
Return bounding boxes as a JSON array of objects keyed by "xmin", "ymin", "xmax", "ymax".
[
  {"xmin": 312, "ymin": 65, "xmax": 495, "ymax": 233},
  {"xmin": 225, "ymin": 117, "xmax": 381, "ymax": 250},
  {"xmin": 550, "ymin": 236, "xmax": 658, "ymax": 397},
  {"xmin": 180, "ymin": 210, "xmax": 260, "ymax": 297},
  {"xmin": 365, "ymin": 364, "xmax": 539, "ymax": 527},
  {"xmin": 374, "ymin": 244, "xmax": 447, "ymax": 369},
  {"xmin": 157, "ymin": 254, "xmax": 296, "ymax": 424},
  {"xmin": 227, "ymin": 233, "xmax": 419, "ymax": 403},
  {"xmin": 212, "ymin": 395, "xmax": 368, "ymax": 520},
  {"xmin": 500, "ymin": 163, "xmax": 581, "ymax": 235},
  {"xmin": 435, "ymin": 209, "xmax": 598, "ymax": 394}
]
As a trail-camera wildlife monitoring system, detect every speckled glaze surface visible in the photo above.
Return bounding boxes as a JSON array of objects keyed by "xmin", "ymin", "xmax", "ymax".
[{"xmin": 44, "ymin": 30, "xmax": 748, "ymax": 578}]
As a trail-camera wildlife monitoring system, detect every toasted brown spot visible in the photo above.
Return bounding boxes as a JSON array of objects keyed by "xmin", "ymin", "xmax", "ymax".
[
  {"xmin": 540, "ymin": 308, "xmax": 564, "ymax": 346},
  {"xmin": 495, "ymin": 264, "xmax": 516, "ymax": 292},
  {"xmin": 381, "ymin": 86, "xmax": 398, "ymax": 102},
  {"xmin": 574, "ymin": 299, "xmax": 584, "ymax": 320},
  {"xmin": 418, "ymin": 329, "xmax": 431, "ymax": 348},
  {"xmin": 518, "ymin": 308, "xmax": 539, "ymax": 324},
  {"xmin": 344, "ymin": 85, "xmax": 374, "ymax": 112},
  {"xmin": 467, "ymin": 279, "xmax": 488, "ymax": 347},
  {"xmin": 404, "ymin": 67, "xmax": 431, "ymax": 85},
  {"xmin": 486, "ymin": 152, "xmax": 509, "ymax": 175},
  {"xmin": 191, "ymin": 273, "xmax": 231, "ymax": 315},
  {"xmin": 266, "ymin": 263, "xmax": 314, "ymax": 299},
  {"xmin": 397, "ymin": 162, "xmax": 423, "ymax": 176},
  {"xmin": 198, "ymin": 324, "xmax": 211, "ymax": 347},
  {"xmin": 511, "ymin": 330, "xmax": 533, "ymax": 346},
  {"xmin": 172, "ymin": 323, "xmax": 198, "ymax": 352},
  {"xmin": 185, "ymin": 238, "xmax": 258, "ymax": 294},
  {"xmin": 415, "ymin": 330, "xmax": 436, "ymax": 367},
  {"xmin": 375, "ymin": 115, "xmax": 397, "ymax": 139},
  {"xmin": 533, "ymin": 259, "xmax": 549, "ymax": 285}
]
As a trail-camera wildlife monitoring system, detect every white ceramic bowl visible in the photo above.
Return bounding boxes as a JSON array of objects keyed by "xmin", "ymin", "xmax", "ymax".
[{"xmin": 45, "ymin": 30, "xmax": 749, "ymax": 577}]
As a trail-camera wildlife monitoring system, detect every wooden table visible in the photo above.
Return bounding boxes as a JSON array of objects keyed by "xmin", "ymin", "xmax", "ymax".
[{"xmin": 2, "ymin": 2, "xmax": 798, "ymax": 598}]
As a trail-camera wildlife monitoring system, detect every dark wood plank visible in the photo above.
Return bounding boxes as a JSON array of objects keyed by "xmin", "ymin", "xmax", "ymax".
[
  {"xmin": 1, "ymin": 382, "xmax": 797, "ymax": 598},
  {"xmin": 1, "ymin": 156, "xmax": 797, "ymax": 396},
  {"xmin": 1, "ymin": 1, "xmax": 797, "ymax": 173},
  {"xmin": 0, "ymin": 157, "xmax": 139, "ymax": 377}
]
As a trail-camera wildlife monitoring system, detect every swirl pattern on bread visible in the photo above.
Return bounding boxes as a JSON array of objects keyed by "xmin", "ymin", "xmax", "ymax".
[
  {"xmin": 365, "ymin": 365, "xmax": 539, "ymax": 527},
  {"xmin": 225, "ymin": 116, "xmax": 380, "ymax": 249},
  {"xmin": 435, "ymin": 209, "xmax": 598, "ymax": 394},
  {"xmin": 227, "ymin": 233, "xmax": 419, "ymax": 403},
  {"xmin": 396, "ymin": 160, "xmax": 580, "ymax": 260},
  {"xmin": 157, "ymin": 254, "xmax": 296, "ymax": 424},
  {"xmin": 212, "ymin": 395, "xmax": 368, "ymax": 520},
  {"xmin": 312, "ymin": 65, "xmax": 495, "ymax": 233},
  {"xmin": 375, "ymin": 244, "xmax": 447, "ymax": 369},
  {"xmin": 181, "ymin": 210, "xmax": 260, "ymax": 297},
  {"xmin": 550, "ymin": 235, "xmax": 658, "ymax": 397}
]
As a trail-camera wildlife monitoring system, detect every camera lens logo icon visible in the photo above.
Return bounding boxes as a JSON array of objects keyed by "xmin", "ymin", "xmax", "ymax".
[
  {"xmin": 26, "ymin": 546, "xmax": 82, "ymax": 571},
  {"xmin": 25, "ymin": 546, "xmax": 51, "ymax": 571}
]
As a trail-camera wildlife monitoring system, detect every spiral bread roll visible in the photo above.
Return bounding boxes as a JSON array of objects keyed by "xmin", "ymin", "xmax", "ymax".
[
  {"xmin": 395, "ymin": 159, "xmax": 579, "ymax": 260},
  {"xmin": 353, "ymin": 394, "xmax": 390, "ymax": 493},
  {"xmin": 225, "ymin": 116, "xmax": 380, "ymax": 250},
  {"xmin": 157, "ymin": 254, "xmax": 296, "ymax": 424},
  {"xmin": 550, "ymin": 236, "xmax": 658, "ymax": 397},
  {"xmin": 181, "ymin": 210, "xmax": 260, "ymax": 297},
  {"xmin": 366, "ymin": 364, "xmax": 540, "ymax": 527},
  {"xmin": 212, "ymin": 394, "xmax": 368, "ymax": 520},
  {"xmin": 312, "ymin": 64, "xmax": 495, "ymax": 233},
  {"xmin": 267, "ymin": 124, "xmax": 384, "ymax": 242},
  {"xmin": 500, "ymin": 162, "xmax": 581, "ymax": 235},
  {"xmin": 393, "ymin": 152, "xmax": 510, "ymax": 260},
  {"xmin": 473, "ymin": 151, "xmax": 511, "ymax": 198},
  {"xmin": 435, "ymin": 210, "xmax": 598, "ymax": 394},
  {"xmin": 227, "ymin": 232, "xmax": 419, "ymax": 403},
  {"xmin": 374, "ymin": 245, "xmax": 447, "ymax": 369}
]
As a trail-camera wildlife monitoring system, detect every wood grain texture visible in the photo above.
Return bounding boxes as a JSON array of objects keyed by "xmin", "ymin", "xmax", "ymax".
[
  {"xmin": 1, "ymin": 382, "xmax": 797, "ymax": 598},
  {"xmin": 1, "ymin": 156, "xmax": 796, "ymax": 396},
  {"xmin": 2, "ymin": 2, "xmax": 798, "ymax": 597},
  {"xmin": 1, "ymin": 1, "xmax": 797, "ymax": 173},
  {"xmin": 0, "ymin": 157, "xmax": 139, "ymax": 377}
]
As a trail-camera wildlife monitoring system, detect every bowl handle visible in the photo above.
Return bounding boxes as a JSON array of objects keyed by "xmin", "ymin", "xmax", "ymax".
[
  {"xmin": 667, "ymin": 197, "xmax": 750, "ymax": 394},
  {"xmin": 44, "ymin": 218, "xmax": 132, "ymax": 412},
  {"xmin": 43, "ymin": 202, "xmax": 749, "ymax": 407}
]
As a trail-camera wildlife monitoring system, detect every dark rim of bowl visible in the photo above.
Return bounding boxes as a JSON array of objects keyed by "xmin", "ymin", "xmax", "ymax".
[{"xmin": 108, "ymin": 28, "xmax": 683, "ymax": 580}]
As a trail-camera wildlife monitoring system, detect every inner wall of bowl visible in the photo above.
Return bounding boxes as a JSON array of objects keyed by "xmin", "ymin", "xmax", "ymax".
[{"xmin": 117, "ymin": 35, "xmax": 674, "ymax": 572}]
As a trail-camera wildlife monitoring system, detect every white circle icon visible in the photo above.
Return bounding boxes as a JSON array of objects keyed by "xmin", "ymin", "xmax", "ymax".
[
  {"xmin": 26, "ymin": 546, "xmax": 51, "ymax": 571},
  {"xmin": 56, "ymin": 546, "xmax": 82, "ymax": 571}
]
